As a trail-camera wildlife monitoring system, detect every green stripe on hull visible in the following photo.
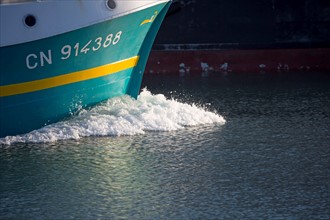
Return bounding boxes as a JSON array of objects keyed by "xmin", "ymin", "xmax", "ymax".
[
  {"xmin": 1, "ymin": 70, "xmax": 132, "ymax": 137},
  {"xmin": 0, "ymin": 2, "xmax": 171, "ymax": 137}
]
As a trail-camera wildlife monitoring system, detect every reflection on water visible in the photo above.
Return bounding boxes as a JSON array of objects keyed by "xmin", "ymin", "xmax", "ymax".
[{"xmin": 1, "ymin": 72, "xmax": 330, "ymax": 219}]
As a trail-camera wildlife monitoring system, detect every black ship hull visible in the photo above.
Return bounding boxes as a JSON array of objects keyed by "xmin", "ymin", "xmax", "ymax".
[{"xmin": 147, "ymin": 0, "xmax": 330, "ymax": 74}]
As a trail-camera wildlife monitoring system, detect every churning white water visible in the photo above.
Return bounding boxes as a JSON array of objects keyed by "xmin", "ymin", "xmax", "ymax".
[{"xmin": 0, "ymin": 89, "xmax": 225, "ymax": 144}]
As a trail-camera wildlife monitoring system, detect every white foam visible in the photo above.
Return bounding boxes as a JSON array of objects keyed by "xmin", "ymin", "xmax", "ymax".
[{"xmin": 0, "ymin": 89, "xmax": 225, "ymax": 144}]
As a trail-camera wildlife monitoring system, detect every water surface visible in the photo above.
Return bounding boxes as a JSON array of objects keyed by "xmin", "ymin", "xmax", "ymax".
[{"xmin": 1, "ymin": 72, "xmax": 329, "ymax": 219}]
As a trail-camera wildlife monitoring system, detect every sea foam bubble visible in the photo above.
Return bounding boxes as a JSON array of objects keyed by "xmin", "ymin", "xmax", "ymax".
[{"xmin": 0, "ymin": 89, "xmax": 225, "ymax": 144}]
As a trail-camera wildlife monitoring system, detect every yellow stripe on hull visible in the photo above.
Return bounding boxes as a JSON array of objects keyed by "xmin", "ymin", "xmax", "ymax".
[{"xmin": 0, "ymin": 56, "xmax": 139, "ymax": 97}]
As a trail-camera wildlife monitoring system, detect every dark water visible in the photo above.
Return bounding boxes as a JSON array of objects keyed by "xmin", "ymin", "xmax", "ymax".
[{"xmin": 1, "ymin": 72, "xmax": 329, "ymax": 219}]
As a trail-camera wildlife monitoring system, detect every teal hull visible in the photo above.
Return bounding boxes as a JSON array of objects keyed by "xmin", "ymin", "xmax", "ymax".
[{"xmin": 0, "ymin": 2, "xmax": 171, "ymax": 137}]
